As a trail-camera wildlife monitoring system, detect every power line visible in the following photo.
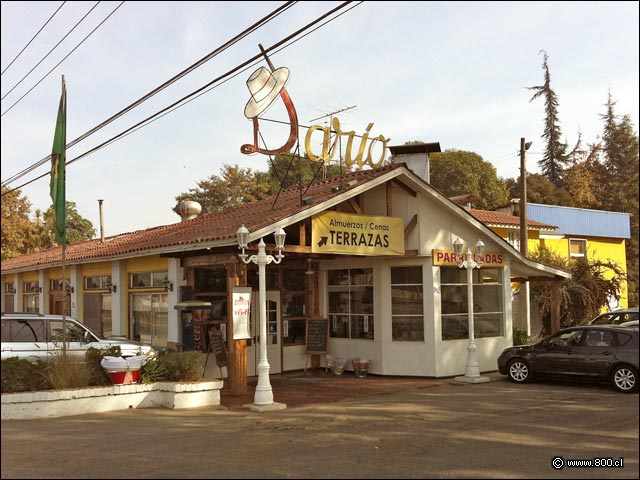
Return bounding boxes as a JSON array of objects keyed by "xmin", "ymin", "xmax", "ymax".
[
  {"xmin": 1, "ymin": 0, "xmax": 298, "ymax": 188},
  {"xmin": 2, "ymin": 1, "xmax": 360, "ymax": 197},
  {"xmin": 1, "ymin": 1, "xmax": 66, "ymax": 76},
  {"xmin": 1, "ymin": 1, "xmax": 101, "ymax": 101},
  {"xmin": 1, "ymin": 1, "xmax": 125, "ymax": 118}
]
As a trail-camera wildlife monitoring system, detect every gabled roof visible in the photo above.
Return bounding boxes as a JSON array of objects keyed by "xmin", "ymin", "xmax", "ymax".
[
  {"xmin": 470, "ymin": 209, "xmax": 556, "ymax": 230},
  {"xmin": 1, "ymin": 162, "xmax": 570, "ymax": 280}
]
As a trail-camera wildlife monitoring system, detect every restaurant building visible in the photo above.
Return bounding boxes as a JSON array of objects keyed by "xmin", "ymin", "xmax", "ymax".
[{"xmin": 1, "ymin": 148, "xmax": 569, "ymax": 380}]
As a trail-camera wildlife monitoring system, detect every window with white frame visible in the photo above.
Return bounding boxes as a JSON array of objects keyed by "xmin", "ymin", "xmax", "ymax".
[
  {"xmin": 569, "ymin": 238, "xmax": 587, "ymax": 257},
  {"xmin": 391, "ymin": 266, "xmax": 424, "ymax": 341},
  {"xmin": 328, "ymin": 268, "xmax": 374, "ymax": 340},
  {"xmin": 440, "ymin": 267, "xmax": 504, "ymax": 340}
]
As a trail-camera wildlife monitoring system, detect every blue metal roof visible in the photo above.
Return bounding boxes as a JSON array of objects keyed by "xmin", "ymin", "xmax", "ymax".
[{"xmin": 527, "ymin": 203, "xmax": 631, "ymax": 239}]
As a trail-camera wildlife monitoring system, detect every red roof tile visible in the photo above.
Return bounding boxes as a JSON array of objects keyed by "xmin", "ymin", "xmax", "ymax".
[
  {"xmin": 2, "ymin": 164, "xmax": 402, "ymax": 272},
  {"xmin": 470, "ymin": 208, "xmax": 556, "ymax": 229}
]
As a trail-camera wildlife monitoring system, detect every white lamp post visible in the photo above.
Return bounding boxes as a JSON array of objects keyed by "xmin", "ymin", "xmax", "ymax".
[
  {"xmin": 236, "ymin": 224, "xmax": 287, "ymax": 411},
  {"xmin": 453, "ymin": 237, "xmax": 490, "ymax": 384}
]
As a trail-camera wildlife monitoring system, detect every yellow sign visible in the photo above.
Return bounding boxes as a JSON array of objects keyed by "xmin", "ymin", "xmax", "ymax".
[
  {"xmin": 312, "ymin": 211, "xmax": 404, "ymax": 256},
  {"xmin": 305, "ymin": 117, "xmax": 389, "ymax": 168},
  {"xmin": 432, "ymin": 249, "xmax": 506, "ymax": 267}
]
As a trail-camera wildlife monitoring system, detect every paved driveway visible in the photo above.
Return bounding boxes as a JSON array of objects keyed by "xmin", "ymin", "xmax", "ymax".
[{"xmin": 2, "ymin": 377, "xmax": 638, "ymax": 479}]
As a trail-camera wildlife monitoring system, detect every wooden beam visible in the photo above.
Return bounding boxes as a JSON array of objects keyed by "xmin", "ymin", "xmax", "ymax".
[
  {"xmin": 348, "ymin": 197, "xmax": 362, "ymax": 214},
  {"xmin": 227, "ymin": 262, "xmax": 247, "ymax": 396},
  {"xmin": 550, "ymin": 280, "xmax": 562, "ymax": 334},
  {"xmin": 404, "ymin": 249, "xmax": 418, "ymax": 256},
  {"xmin": 404, "ymin": 214, "xmax": 417, "ymax": 237},
  {"xmin": 182, "ymin": 254, "xmax": 237, "ymax": 267},
  {"xmin": 392, "ymin": 178, "xmax": 417, "ymax": 196},
  {"xmin": 299, "ymin": 222, "xmax": 306, "ymax": 247},
  {"xmin": 386, "ymin": 182, "xmax": 392, "ymax": 216}
]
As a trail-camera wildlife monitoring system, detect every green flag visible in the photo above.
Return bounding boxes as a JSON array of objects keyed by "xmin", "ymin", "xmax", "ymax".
[{"xmin": 49, "ymin": 76, "xmax": 66, "ymax": 245}]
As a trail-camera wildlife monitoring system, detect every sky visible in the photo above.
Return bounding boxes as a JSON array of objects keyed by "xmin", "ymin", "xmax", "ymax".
[{"xmin": 1, "ymin": 1, "xmax": 638, "ymax": 237}]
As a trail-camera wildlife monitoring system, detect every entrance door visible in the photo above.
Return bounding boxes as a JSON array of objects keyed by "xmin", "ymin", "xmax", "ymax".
[{"xmin": 247, "ymin": 291, "xmax": 281, "ymax": 376}]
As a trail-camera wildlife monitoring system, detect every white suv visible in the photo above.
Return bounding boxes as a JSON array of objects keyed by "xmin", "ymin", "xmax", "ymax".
[{"xmin": 1, "ymin": 313, "xmax": 154, "ymax": 363}]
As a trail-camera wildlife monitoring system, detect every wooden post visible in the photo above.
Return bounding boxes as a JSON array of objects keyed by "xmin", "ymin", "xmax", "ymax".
[
  {"xmin": 227, "ymin": 263, "xmax": 248, "ymax": 396},
  {"xmin": 550, "ymin": 280, "xmax": 562, "ymax": 334}
]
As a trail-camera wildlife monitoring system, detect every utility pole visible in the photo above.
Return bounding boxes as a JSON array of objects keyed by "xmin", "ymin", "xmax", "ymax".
[{"xmin": 519, "ymin": 138, "xmax": 531, "ymax": 256}]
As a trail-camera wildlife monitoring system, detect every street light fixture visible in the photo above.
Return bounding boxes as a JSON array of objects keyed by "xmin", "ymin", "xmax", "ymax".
[
  {"xmin": 453, "ymin": 237, "xmax": 490, "ymax": 384},
  {"xmin": 236, "ymin": 224, "xmax": 287, "ymax": 411}
]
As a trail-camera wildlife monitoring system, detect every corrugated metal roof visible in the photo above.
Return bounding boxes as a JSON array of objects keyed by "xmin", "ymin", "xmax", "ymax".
[{"xmin": 527, "ymin": 203, "xmax": 631, "ymax": 239}]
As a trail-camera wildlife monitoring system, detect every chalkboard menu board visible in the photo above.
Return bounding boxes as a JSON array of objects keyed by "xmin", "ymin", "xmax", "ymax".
[
  {"xmin": 305, "ymin": 318, "xmax": 329, "ymax": 354},
  {"xmin": 209, "ymin": 328, "xmax": 228, "ymax": 367}
]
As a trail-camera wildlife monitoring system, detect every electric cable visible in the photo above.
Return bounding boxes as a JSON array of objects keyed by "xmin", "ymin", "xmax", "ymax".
[
  {"xmin": 1, "ymin": 1, "xmax": 66, "ymax": 76},
  {"xmin": 1, "ymin": 2, "xmax": 101, "ymax": 101},
  {"xmin": 1, "ymin": 1, "xmax": 125, "ymax": 118},
  {"xmin": 2, "ymin": 1, "xmax": 359, "ymax": 196},
  {"xmin": 2, "ymin": 0, "xmax": 298, "ymax": 188}
]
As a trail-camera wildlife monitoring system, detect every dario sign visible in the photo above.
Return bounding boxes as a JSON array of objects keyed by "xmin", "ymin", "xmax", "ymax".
[{"xmin": 312, "ymin": 211, "xmax": 404, "ymax": 256}]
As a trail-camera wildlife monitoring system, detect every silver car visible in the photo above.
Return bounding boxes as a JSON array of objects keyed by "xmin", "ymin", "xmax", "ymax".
[
  {"xmin": 589, "ymin": 307, "xmax": 639, "ymax": 326},
  {"xmin": 1, "ymin": 313, "xmax": 154, "ymax": 363}
]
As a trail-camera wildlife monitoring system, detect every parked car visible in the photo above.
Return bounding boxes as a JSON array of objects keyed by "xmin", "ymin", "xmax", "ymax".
[
  {"xmin": 498, "ymin": 325, "xmax": 639, "ymax": 393},
  {"xmin": 588, "ymin": 307, "xmax": 639, "ymax": 326},
  {"xmin": 1, "ymin": 313, "xmax": 154, "ymax": 363}
]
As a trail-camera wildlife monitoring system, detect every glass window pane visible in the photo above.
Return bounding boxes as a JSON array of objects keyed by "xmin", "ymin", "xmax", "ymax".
[
  {"xmin": 329, "ymin": 315, "xmax": 349, "ymax": 338},
  {"xmin": 442, "ymin": 315, "xmax": 469, "ymax": 340}
]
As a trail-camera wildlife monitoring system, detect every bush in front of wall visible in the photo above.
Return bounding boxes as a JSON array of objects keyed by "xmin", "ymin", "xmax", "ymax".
[
  {"xmin": 155, "ymin": 350, "xmax": 203, "ymax": 382},
  {"xmin": 85, "ymin": 347, "xmax": 119, "ymax": 386},
  {"xmin": 42, "ymin": 354, "xmax": 91, "ymax": 390},
  {"xmin": 1, "ymin": 357, "xmax": 51, "ymax": 393},
  {"xmin": 139, "ymin": 355, "xmax": 168, "ymax": 384},
  {"xmin": 513, "ymin": 328, "xmax": 533, "ymax": 346}
]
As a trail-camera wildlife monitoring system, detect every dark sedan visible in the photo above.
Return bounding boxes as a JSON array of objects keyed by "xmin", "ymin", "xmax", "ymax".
[{"xmin": 498, "ymin": 325, "xmax": 639, "ymax": 393}]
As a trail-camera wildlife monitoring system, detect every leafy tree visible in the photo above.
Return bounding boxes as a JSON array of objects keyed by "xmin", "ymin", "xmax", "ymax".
[
  {"xmin": 38, "ymin": 202, "xmax": 95, "ymax": 247},
  {"xmin": 561, "ymin": 142, "xmax": 603, "ymax": 209},
  {"xmin": 1, "ymin": 189, "xmax": 95, "ymax": 258},
  {"xmin": 175, "ymin": 164, "xmax": 271, "ymax": 214},
  {"xmin": 529, "ymin": 246, "xmax": 624, "ymax": 336},
  {"xmin": 506, "ymin": 173, "xmax": 573, "ymax": 206},
  {"xmin": 528, "ymin": 50, "xmax": 574, "ymax": 186},
  {"xmin": 429, "ymin": 150, "xmax": 509, "ymax": 210},
  {"xmin": 1, "ymin": 186, "xmax": 37, "ymax": 259}
]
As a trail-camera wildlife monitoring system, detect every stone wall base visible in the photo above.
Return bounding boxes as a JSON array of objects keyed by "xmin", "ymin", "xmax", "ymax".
[{"xmin": 1, "ymin": 379, "xmax": 224, "ymax": 420}]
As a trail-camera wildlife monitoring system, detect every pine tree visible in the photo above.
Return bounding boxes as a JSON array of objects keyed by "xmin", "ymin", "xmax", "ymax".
[
  {"xmin": 599, "ymin": 92, "xmax": 639, "ymax": 305},
  {"xmin": 528, "ymin": 50, "xmax": 570, "ymax": 186}
]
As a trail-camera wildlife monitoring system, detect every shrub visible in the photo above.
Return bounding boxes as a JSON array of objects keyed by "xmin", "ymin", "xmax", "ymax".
[
  {"xmin": 156, "ymin": 350, "xmax": 203, "ymax": 382},
  {"xmin": 1, "ymin": 357, "xmax": 51, "ymax": 393},
  {"xmin": 42, "ymin": 354, "xmax": 91, "ymax": 390},
  {"xmin": 85, "ymin": 347, "xmax": 118, "ymax": 386},
  {"xmin": 139, "ymin": 355, "xmax": 168, "ymax": 384},
  {"xmin": 513, "ymin": 328, "xmax": 533, "ymax": 346}
]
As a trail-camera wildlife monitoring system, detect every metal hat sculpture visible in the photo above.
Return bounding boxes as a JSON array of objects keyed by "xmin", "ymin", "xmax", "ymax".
[{"xmin": 243, "ymin": 66, "xmax": 290, "ymax": 119}]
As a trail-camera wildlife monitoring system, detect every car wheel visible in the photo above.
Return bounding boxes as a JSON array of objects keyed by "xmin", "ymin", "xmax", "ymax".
[
  {"xmin": 507, "ymin": 359, "xmax": 531, "ymax": 383},
  {"xmin": 611, "ymin": 365, "xmax": 638, "ymax": 393}
]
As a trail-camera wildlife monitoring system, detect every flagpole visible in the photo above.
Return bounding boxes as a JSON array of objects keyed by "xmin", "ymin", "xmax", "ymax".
[{"xmin": 50, "ymin": 75, "xmax": 67, "ymax": 350}]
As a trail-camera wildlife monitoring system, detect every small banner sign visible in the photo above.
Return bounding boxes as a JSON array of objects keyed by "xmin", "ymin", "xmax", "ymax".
[
  {"xmin": 311, "ymin": 211, "xmax": 404, "ymax": 256},
  {"xmin": 232, "ymin": 287, "xmax": 252, "ymax": 340},
  {"xmin": 432, "ymin": 249, "xmax": 506, "ymax": 267}
]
